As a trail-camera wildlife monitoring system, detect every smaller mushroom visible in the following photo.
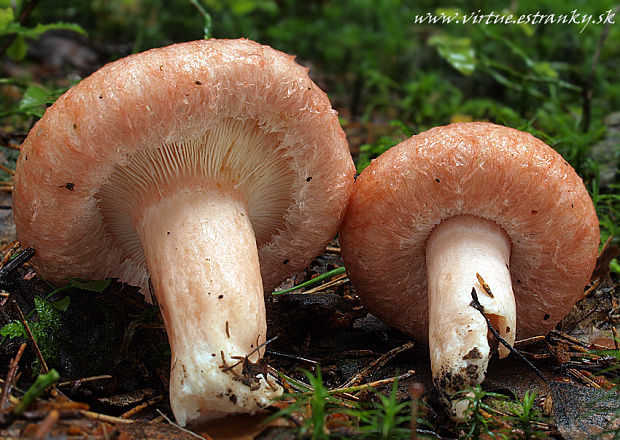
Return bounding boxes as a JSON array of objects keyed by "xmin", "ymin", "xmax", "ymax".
[{"xmin": 340, "ymin": 122, "xmax": 599, "ymax": 416}]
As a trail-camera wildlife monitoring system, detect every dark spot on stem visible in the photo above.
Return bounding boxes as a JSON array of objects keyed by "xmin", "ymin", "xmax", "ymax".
[
  {"xmin": 543, "ymin": 313, "xmax": 550, "ymax": 321},
  {"xmin": 229, "ymin": 394, "xmax": 237, "ymax": 404},
  {"xmin": 465, "ymin": 364, "xmax": 479, "ymax": 379},
  {"xmin": 531, "ymin": 210, "xmax": 538, "ymax": 214},
  {"xmin": 195, "ymin": 81, "xmax": 202, "ymax": 85},
  {"xmin": 218, "ymin": 295, "xmax": 224, "ymax": 299},
  {"xmin": 72, "ymin": 123, "xmax": 77, "ymax": 129},
  {"xmin": 61, "ymin": 183, "xmax": 74, "ymax": 191},
  {"xmin": 435, "ymin": 178, "xmax": 440, "ymax": 183},
  {"xmin": 306, "ymin": 176, "xmax": 312, "ymax": 182},
  {"xmin": 282, "ymin": 259, "xmax": 289, "ymax": 265},
  {"xmin": 99, "ymin": 94, "xmax": 103, "ymax": 99},
  {"xmin": 463, "ymin": 347, "xmax": 482, "ymax": 360},
  {"xmin": 166, "ymin": 231, "xmax": 170, "ymax": 235}
]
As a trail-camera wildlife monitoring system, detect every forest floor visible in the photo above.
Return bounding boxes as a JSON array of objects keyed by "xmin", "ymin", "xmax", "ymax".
[{"xmin": 0, "ymin": 202, "xmax": 618, "ymax": 439}]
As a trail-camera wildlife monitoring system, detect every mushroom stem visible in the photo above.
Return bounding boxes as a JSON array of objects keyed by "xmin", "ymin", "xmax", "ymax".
[
  {"xmin": 135, "ymin": 183, "xmax": 281, "ymax": 426},
  {"xmin": 425, "ymin": 215, "xmax": 516, "ymax": 418}
]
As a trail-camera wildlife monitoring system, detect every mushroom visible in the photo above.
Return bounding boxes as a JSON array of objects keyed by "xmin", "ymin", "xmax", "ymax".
[
  {"xmin": 339, "ymin": 122, "xmax": 599, "ymax": 416},
  {"xmin": 13, "ymin": 39, "xmax": 355, "ymax": 425}
]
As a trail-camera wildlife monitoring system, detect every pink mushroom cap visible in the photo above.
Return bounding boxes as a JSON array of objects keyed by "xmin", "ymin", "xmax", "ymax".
[
  {"xmin": 340, "ymin": 122, "xmax": 599, "ymax": 342},
  {"xmin": 14, "ymin": 38, "xmax": 355, "ymax": 294}
]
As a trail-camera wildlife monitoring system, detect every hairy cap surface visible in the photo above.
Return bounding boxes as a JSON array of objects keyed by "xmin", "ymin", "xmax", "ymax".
[
  {"xmin": 14, "ymin": 39, "xmax": 355, "ymax": 293},
  {"xmin": 340, "ymin": 122, "xmax": 599, "ymax": 341}
]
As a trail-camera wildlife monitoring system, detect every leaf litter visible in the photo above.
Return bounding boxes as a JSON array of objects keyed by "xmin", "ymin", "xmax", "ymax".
[{"xmin": 0, "ymin": 228, "xmax": 617, "ymax": 438}]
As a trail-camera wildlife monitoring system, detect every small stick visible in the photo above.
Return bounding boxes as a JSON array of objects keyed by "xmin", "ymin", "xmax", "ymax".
[
  {"xmin": 268, "ymin": 366, "xmax": 313, "ymax": 393},
  {"xmin": 0, "ymin": 241, "xmax": 20, "ymax": 269},
  {"xmin": 156, "ymin": 409, "xmax": 207, "ymax": 440},
  {"xmin": 567, "ymin": 351, "xmax": 600, "ymax": 359},
  {"xmin": 518, "ymin": 350, "xmax": 552, "ymax": 360},
  {"xmin": 0, "ymin": 163, "xmax": 14, "ymax": 175},
  {"xmin": 0, "ymin": 247, "xmax": 35, "ymax": 279},
  {"xmin": 325, "ymin": 246, "xmax": 341, "ymax": 253},
  {"xmin": 613, "ymin": 327, "xmax": 619, "ymax": 351},
  {"xmin": 470, "ymin": 288, "xmax": 548, "ymax": 384},
  {"xmin": 120, "ymin": 395, "xmax": 164, "ymax": 419},
  {"xmin": 32, "ymin": 409, "xmax": 59, "ymax": 439},
  {"xmin": 337, "ymin": 370, "xmax": 415, "ymax": 396},
  {"xmin": 298, "ymin": 273, "xmax": 348, "ymax": 295},
  {"xmin": 340, "ymin": 341, "xmax": 416, "ymax": 388},
  {"xmin": 13, "ymin": 301, "xmax": 49, "ymax": 374},
  {"xmin": 220, "ymin": 336, "xmax": 278, "ymax": 373},
  {"xmin": 58, "ymin": 375, "xmax": 113, "ymax": 387},
  {"xmin": 272, "ymin": 267, "xmax": 346, "ymax": 295},
  {"xmin": 514, "ymin": 335, "xmax": 546, "ymax": 346},
  {"xmin": 567, "ymin": 368, "xmax": 602, "ymax": 388},
  {"xmin": 550, "ymin": 330, "xmax": 609, "ymax": 351},
  {"xmin": 0, "ymin": 342, "xmax": 26, "ymax": 409},
  {"xmin": 82, "ymin": 410, "xmax": 135, "ymax": 424},
  {"xmin": 583, "ymin": 279, "xmax": 601, "ymax": 298},
  {"xmin": 0, "ymin": 240, "xmax": 17, "ymax": 256}
]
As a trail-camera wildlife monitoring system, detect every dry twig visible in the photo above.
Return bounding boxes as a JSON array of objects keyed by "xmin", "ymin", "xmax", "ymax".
[
  {"xmin": 13, "ymin": 301, "xmax": 49, "ymax": 374},
  {"xmin": 340, "ymin": 341, "xmax": 415, "ymax": 388},
  {"xmin": 0, "ymin": 162, "xmax": 14, "ymax": 176},
  {"xmin": 32, "ymin": 409, "xmax": 59, "ymax": 439},
  {"xmin": 81, "ymin": 410, "xmax": 135, "ymax": 424},
  {"xmin": 0, "ymin": 342, "xmax": 26, "ymax": 409},
  {"xmin": 120, "ymin": 394, "xmax": 164, "ymax": 419}
]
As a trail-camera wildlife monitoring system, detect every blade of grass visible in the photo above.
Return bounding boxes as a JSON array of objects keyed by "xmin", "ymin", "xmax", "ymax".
[{"xmin": 272, "ymin": 267, "xmax": 346, "ymax": 295}]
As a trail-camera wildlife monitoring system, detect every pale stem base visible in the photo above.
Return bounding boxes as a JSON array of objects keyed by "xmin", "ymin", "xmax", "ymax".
[
  {"xmin": 135, "ymin": 184, "xmax": 281, "ymax": 426},
  {"xmin": 426, "ymin": 215, "xmax": 516, "ymax": 418}
]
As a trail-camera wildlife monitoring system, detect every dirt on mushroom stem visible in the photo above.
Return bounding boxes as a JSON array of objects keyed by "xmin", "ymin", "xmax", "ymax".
[
  {"xmin": 426, "ymin": 215, "xmax": 516, "ymax": 418},
  {"xmin": 129, "ymin": 179, "xmax": 282, "ymax": 426}
]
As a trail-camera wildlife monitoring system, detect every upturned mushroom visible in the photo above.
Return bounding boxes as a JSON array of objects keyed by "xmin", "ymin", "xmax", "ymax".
[
  {"xmin": 339, "ymin": 122, "xmax": 599, "ymax": 416},
  {"xmin": 13, "ymin": 39, "xmax": 355, "ymax": 425}
]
